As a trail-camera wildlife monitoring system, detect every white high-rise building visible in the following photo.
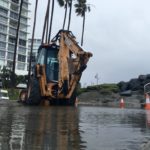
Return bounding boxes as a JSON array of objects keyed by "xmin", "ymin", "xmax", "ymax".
[{"xmin": 0, "ymin": 0, "xmax": 29, "ymax": 75}]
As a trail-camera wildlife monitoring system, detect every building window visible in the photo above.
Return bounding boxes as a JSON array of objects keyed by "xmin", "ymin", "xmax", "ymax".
[
  {"xmin": 23, "ymin": 2, "xmax": 28, "ymax": 9},
  {"xmin": 7, "ymin": 52, "xmax": 14, "ymax": 60},
  {"xmin": 9, "ymin": 19, "xmax": 17, "ymax": 28},
  {"xmin": 0, "ymin": 0, "xmax": 8, "ymax": 8},
  {"xmin": 21, "ymin": 9, "xmax": 28, "ymax": 16},
  {"xmin": 0, "ymin": 16, "xmax": 7, "ymax": 24},
  {"xmin": 18, "ymin": 54, "xmax": 26, "ymax": 62},
  {"xmin": 10, "ymin": 3, "xmax": 19, "ymax": 12},
  {"xmin": 19, "ymin": 39, "xmax": 26, "ymax": 46},
  {"xmin": 0, "ymin": 24, "xmax": 7, "ymax": 33},
  {"xmin": 17, "ymin": 63, "xmax": 25, "ymax": 70},
  {"xmin": 8, "ymin": 44, "xmax": 15, "ymax": 52},
  {"xmin": 18, "ymin": 46, "xmax": 26, "ymax": 54},
  {"xmin": 0, "ymin": 41, "xmax": 6, "ymax": 49},
  {"xmin": 0, "ymin": 59, "xmax": 5, "ymax": 66},
  {"xmin": 10, "ymin": 11, "xmax": 19, "ymax": 20},
  {"xmin": 11, "ymin": 0, "xmax": 19, "ymax": 4},
  {"xmin": 20, "ymin": 23, "xmax": 27, "ymax": 32},
  {"xmin": 19, "ymin": 31, "xmax": 27, "ymax": 39},
  {"xmin": 9, "ymin": 36, "xmax": 16, "ymax": 44},
  {"xmin": 7, "ymin": 60, "xmax": 13, "ymax": 69},
  {"xmin": 0, "ymin": 51, "xmax": 5, "ymax": 58},
  {"xmin": 0, "ymin": 33, "xmax": 6, "ymax": 41},
  {"xmin": 20, "ymin": 17, "xmax": 27, "ymax": 24},
  {"xmin": 9, "ymin": 27, "xmax": 16, "ymax": 36},
  {"xmin": 0, "ymin": 7, "xmax": 8, "ymax": 16}
]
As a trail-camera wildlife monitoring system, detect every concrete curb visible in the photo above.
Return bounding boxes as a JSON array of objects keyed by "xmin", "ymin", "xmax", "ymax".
[{"xmin": 141, "ymin": 141, "xmax": 150, "ymax": 150}]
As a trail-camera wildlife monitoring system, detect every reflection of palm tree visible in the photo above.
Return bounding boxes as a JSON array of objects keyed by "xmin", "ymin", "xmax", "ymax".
[
  {"xmin": 75, "ymin": 0, "xmax": 91, "ymax": 46},
  {"xmin": 57, "ymin": 0, "xmax": 73, "ymax": 30}
]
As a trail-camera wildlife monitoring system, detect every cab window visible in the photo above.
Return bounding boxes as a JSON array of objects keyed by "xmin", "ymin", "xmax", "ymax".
[{"xmin": 37, "ymin": 48, "xmax": 46, "ymax": 65}]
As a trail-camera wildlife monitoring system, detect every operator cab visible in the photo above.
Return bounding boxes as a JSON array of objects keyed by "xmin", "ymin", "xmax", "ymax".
[{"xmin": 37, "ymin": 44, "xmax": 59, "ymax": 83}]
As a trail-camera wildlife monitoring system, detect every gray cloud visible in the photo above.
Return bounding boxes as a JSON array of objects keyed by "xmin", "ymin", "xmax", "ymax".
[{"xmin": 29, "ymin": 0, "xmax": 150, "ymax": 86}]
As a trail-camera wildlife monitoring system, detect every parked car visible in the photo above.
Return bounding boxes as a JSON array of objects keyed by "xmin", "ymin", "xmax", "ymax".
[{"xmin": 0, "ymin": 89, "xmax": 9, "ymax": 100}]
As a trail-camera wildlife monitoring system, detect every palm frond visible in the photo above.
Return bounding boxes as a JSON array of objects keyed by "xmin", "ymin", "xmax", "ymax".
[{"xmin": 57, "ymin": 0, "xmax": 64, "ymax": 7}]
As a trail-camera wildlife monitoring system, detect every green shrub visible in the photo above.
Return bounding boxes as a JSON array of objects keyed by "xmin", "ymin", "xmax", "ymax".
[
  {"xmin": 78, "ymin": 84, "xmax": 119, "ymax": 95},
  {"xmin": 99, "ymin": 84, "xmax": 119, "ymax": 93},
  {"xmin": 77, "ymin": 88, "xmax": 88, "ymax": 95},
  {"xmin": 7, "ymin": 88, "xmax": 20, "ymax": 100}
]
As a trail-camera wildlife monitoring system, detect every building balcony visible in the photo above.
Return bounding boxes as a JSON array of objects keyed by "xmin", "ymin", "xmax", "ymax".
[
  {"xmin": 11, "ymin": 0, "xmax": 19, "ymax": 5},
  {"xmin": 0, "ymin": 0, "xmax": 9, "ymax": 9}
]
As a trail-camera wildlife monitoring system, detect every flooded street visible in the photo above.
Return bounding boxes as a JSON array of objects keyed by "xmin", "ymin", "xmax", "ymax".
[{"xmin": 0, "ymin": 101, "xmax": 150, "ymax": 150}]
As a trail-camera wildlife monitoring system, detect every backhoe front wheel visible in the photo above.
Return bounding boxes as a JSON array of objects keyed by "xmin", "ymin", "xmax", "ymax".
[
  {"xmin": 19, "ymin": 89, "xmax": 27, "ymax": 103},
  {"xmin": 26, "ymin": 78, "xmax": 42, "ymax": 105},
  {"xmin": 18, "ymin": 78, "xmax": 42, "ymax": 105}
]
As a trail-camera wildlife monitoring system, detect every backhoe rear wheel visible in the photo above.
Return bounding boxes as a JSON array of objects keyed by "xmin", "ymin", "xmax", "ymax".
[{"xmin": 49, "ymin": 90, "xmax": 76, "ymax": 106}]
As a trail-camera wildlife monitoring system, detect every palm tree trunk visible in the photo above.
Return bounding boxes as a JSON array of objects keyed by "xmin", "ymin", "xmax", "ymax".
[
  {"xmin": 42, "ymin": 0, "xmax": 51, "ymax": 44},
  {"xmin": 67, "ymin": 0, "xmax": 72, "ymax": 30},
  {"xmin": 45, "ymin": 3, "xmax": 50, "ymax": 43},
  {"xmin": 28, "ymin": 0, "xmax": 38, "ymax": 88},
  {"xmin": 81, "ymin": 14, "xmax": 85, "ymax": 46},
  {"xmin": 48, "ymin": 0, "xmax": 55, "ymax": 43},
  {"xmin": 62, "ymin": 3, "xmax": 67, "ymax": 30},
  {"xmin": 12, "ymin": 0, "xmax": 23, "ymax": 87}
]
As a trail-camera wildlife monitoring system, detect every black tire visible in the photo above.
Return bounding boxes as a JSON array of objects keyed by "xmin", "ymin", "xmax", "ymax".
[
  {"xmin": 26, "ymin": 78, "xmax": 42, "ymax": 105},
  {"xmin": 49, "ymin": 90, "xmax": 76, "ymax": 106},
  {"xmin": 62, "ymin": 80, "xmax": 68, "ymax": 96}
]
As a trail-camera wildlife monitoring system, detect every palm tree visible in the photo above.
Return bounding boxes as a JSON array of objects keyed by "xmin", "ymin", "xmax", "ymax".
[
  {"xmin": 42, "ymin": 0, "xmax": 51, "ymax": 43},
  {"xmin": 63, "ymin": 2, "xmax": 68, "ymax": 29},
  {"xmin": 75, "ymin": 0, "xmax": 90, "ymax": 46},
  {"xmin": 28, "ymin": 0, "xmax": 38, "ymax": 87},
  {"xmin": 67, "ymin": 0, "xmax": 73, "ymax": 30},
  {"xmin": 57, "ymin": 0, "xmax": 73, "ymax": 30},
  {"xmin": 12, "ymin": 0, "xmax": 24, "ymax": 87},
  {"xmin": 57, "ymin": 0, "xmax": 66, "ymax": 29},
  {"xmin": 42, "ymin": 0, "xmax": 55, "ymax": 43},
  {"xmin": 48, "ymin": 0, "xmax": 55, "ymax": 42}
]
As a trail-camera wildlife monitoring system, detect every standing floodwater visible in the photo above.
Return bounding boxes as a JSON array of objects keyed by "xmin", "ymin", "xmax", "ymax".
[{"xmin": 0, "ymin": 101, "xmax": 150, "ymax": 150}]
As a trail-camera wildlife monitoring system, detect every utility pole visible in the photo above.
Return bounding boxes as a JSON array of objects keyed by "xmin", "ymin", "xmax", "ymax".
[{"xmin": 95, "ymin": 73, "xmax": 99, "ymax": 85}]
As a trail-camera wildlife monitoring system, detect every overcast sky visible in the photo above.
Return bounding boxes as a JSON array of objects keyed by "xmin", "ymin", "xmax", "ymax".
[{"xmin": 29, "ymin": 0, "xmax": 150, "ymax": 86}]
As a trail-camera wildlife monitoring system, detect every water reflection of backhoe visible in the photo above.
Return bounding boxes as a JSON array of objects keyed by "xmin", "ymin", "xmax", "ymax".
[
  {"xmin": 0, "ymin": 105, "xmax": 86, "ymax": 150},
  {"xmin": 23, "ymin": 107, "xmax": 86, "ymax": 150}
]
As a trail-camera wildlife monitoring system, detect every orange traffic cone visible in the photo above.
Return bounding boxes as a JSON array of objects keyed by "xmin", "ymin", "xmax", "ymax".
[
  {"xmin": 145, "ymin": 94, "xmax": 150, "ymax": 110},
  {"xmin": 120, "ymin": 98, "xmax": 125, "ymax": 108}
]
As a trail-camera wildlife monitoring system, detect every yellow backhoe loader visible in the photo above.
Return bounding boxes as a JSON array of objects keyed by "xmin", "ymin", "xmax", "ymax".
[{"xmin": 19, "ymin": 30, "xmax": 92, "ymax": 105}]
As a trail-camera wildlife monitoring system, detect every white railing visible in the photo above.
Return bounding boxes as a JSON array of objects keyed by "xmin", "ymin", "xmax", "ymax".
[{"xmin": 144, "ymin": 83, "xmax": 150, "ymax": 94}]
